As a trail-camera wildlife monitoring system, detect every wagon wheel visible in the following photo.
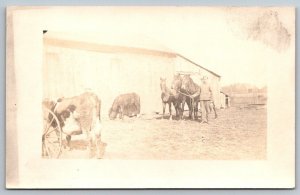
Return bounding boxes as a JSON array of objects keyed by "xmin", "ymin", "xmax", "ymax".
[{"xmin": 42, "ymin": 108, "xmax": 62, "ymax": 158}]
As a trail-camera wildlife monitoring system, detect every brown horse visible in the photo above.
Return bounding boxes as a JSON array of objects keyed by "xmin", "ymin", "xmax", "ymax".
[
  {"xmin": 181, "ymin": 75, "xmax": 200, "ymax": 120},
  {"xmin": 160, "ymin": 77, "xmax": 178, "ymax": 120},
  {"xmin": 170, "ymin": 74, "xmax": 187, "ymax": 120}
]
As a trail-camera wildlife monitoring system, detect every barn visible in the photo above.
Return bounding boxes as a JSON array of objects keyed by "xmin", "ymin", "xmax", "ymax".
[{"xmin": 43, "ymin": 32, "xmax": 221, "ymax": 119}]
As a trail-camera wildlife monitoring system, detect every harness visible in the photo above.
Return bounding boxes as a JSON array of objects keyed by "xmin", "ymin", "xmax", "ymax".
[{"xmin": 173, "ymin": 90, "xmax": 198, "ymax": 115}]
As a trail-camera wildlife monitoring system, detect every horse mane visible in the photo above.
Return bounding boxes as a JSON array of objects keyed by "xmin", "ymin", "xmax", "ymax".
[
  {"xmin": 171, "ymin": 75, "xmax": 182, "ymax": 90},
  {"xmin": 184, "ymin": 75, "xmax": 199, "ymax": 95}
]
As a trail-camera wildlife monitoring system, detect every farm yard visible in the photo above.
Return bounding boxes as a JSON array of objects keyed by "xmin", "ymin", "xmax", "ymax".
[
  {"xmin": 42, "ymin": 31, "xmax": 267, "ymax": 160},
  {"xmin": 59, "ymin": 106, "xmax": 267, "ymax": 160}
]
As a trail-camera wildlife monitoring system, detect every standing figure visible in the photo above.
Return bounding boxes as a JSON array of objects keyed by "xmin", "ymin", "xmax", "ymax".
[
  {"xmin": 192, "ymin": 76, "xmax": 216, "ymax": 123},
  {"xmin": 200, "ymin": 76, "xmax": 218, "ymax": 123}
]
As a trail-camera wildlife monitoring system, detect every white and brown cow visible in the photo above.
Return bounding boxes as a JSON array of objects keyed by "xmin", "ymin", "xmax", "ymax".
[{"xmin": 44, "ymin": 92, "xmax": 103, "ymax": 158}]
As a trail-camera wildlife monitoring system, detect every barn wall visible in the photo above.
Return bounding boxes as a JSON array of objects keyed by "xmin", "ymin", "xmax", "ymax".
[
  {"xmin": 174, "ymin": 56, "xmax": 221, "ymax": 108},
  {"xmin": 43, "ymin": 44, "xmax": 176, "ymax": 119}
]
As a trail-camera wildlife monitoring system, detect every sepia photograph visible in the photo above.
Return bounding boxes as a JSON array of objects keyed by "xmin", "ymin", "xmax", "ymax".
[
  {"xmin": 6, "ymin": 6, "xmax": 295, "ymax": 188},
  {"xmin": 42, "ymin": 30, "xmax": 267, "ymax": 160}
]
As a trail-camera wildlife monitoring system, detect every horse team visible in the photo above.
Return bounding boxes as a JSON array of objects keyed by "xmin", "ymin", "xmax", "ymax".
[{"xmin": 160, "ymin": 74, "xmax": 218, "ymax": 122}]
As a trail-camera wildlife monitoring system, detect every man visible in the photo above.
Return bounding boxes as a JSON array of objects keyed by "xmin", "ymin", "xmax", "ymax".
[{"xmin": 192, "ymin": 76, "xmax": 214, "ymax": 123}]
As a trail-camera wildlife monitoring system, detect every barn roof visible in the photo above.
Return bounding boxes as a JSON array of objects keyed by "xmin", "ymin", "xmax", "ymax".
[
  {"xmin": 220, "ymin": 91, "xmax": 230, "ymax": 96},
  {"xmin": 44, "ymin": 31, "xmax": 176, "ymax": 56},
  {"xmin": 44, "ymin": 31, "xmax": 220, "ymax": 77},
  {"xmin": 176, "ymin": 54, "xmax": 221, "ymax": 78}
]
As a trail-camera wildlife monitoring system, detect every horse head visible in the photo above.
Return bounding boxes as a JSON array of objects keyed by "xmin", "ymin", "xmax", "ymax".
[
  {"xmin": 181, "ymin": 74, "xmax": 191, "ymax": 91},
  {"xmin": 160, "ymin": 77, "xmax": 167, "ymax": 92},
  {"xmin": 171, "ymin": 74, "xmax": 182, "ymax": 91},
  {"xmin": 181, "ymin": 74, "xmax": 199, "ymax": 95}
]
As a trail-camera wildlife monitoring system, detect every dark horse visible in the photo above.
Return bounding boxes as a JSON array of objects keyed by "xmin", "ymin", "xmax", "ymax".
[
  {"xmin": 160, "ymin": 77, "xmax": 182, "ymax": 120},
  {"xmin": 171, "ymin": 74, "xmax": 189, "ymax": 120},
  {"xmin": 181, "ymin": 75, "xmax": 200, "ymax": 120}
]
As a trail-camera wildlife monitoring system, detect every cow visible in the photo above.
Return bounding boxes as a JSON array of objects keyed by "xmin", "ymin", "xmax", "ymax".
[
  {"xmin": 109, "ymin": 93, "xmax": 140, "ymax": 120},
  {"xmin": 43, "ymin": 92, "xmax": 103, "ymax": 158}
]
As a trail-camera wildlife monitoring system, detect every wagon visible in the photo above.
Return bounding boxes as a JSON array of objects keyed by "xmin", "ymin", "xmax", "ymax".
[{"xmin": 42, "ymin": 106, "xmax": 63, "ymax": 158}]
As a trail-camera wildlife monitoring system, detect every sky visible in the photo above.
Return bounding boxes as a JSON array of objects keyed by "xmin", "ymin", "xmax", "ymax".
[{"xmin": 46, "ymin": 7, "xmax": 295, "ymax": 88}]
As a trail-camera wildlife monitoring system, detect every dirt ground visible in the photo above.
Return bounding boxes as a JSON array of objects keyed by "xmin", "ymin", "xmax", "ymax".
[{"xmin": 59, "ymin": 106, "xmax": 267, "ymax": 160}]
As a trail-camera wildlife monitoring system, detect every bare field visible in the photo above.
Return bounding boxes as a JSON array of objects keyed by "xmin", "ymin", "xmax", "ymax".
[{"xmin": 60, "ymin": 107, "xmax": 267, "ymax": 160}]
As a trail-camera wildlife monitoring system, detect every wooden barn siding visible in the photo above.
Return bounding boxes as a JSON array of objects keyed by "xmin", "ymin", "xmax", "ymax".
[
  {"xmin": 174, "ymin": 56, "xmax": 221, "ymax": 108},
  {"xmin": 43, "ymin": 44, "xmax": 176, "ymax": 118}
]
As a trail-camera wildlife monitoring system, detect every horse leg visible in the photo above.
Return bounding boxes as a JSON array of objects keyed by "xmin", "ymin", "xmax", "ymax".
[
  {"xmin": 174, "ymin": 102, "xmax": 178, "ymax": 117},
  {"xmin": 188, "ymin": 100, "xmax": 193, "ymax": 119},
  {"xmin": 177, "ymin": 101, "xmax": 182, "ymax": 120},
  {"xmin": 177, "ymin": 102, "xmax": 182, "ymax": 120},
  {"xmin": 181, "ymin": 98, "xmax": 186, "ymax": 120},
  {"xmin": 162, "ymin": 102, "xmax": 166, "ymax": 119},
  {"xmin": 169, "ymin": 102, "xmax": 173, "ymax": 120},
  {"xmin": 191, "ymin": 99, "xmax": 195, "ymax": 120},
  {"xmin": 174, "ymin": 101, "xmax": 179, "ymax": 119},
  {"xmin": 180, "ymin": 103, "xmax": 184, "ymax": 119},
  {"xmin": 194, "ymin": 101, "xmax": 199, "ymax": 120}
]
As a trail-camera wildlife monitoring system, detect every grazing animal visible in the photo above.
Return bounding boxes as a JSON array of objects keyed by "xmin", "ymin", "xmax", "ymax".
[
  {"xmin": 45, "ymin": 92, "xmax": 103, "ymax": 158},
  {"xmin": 181, "ymin": 75, "xmax": 200, "ymax": 120},
  {"xmin": 109, "ymin": 93, "xmax": 140, "ymax": 120}
]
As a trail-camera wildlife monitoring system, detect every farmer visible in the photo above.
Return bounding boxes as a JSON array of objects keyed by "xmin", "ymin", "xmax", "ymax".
[{"xmin": 192, "ymin": 76, "xmax": 214, "ymax": 123}]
